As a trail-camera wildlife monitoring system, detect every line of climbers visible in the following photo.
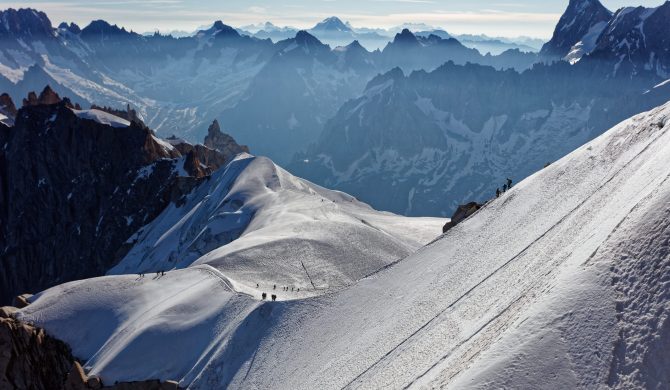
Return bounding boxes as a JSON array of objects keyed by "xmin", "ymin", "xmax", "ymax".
[
  {"xmin": 257, "ymin": 283, "xmax": 301, "ymax": 302},
  {"xmin": 495, "ymin": 177, "xmax": 513, "ymax": 198}
]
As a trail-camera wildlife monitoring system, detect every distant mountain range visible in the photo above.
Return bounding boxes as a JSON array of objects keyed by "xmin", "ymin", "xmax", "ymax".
[
  {"xmin": 0, "ymin": 0, "xmax": 669, "ymax": 218},
  {"xmin": 239, "ymin": 16, "xmax": 544, "ymax": 53},
  {"xmin": 0, "ymin": 8, "xmax": 539, "ymax": 165},
  {"xmin": 290, "ymin": 0, "xmax": 670, "ymax": 216}
]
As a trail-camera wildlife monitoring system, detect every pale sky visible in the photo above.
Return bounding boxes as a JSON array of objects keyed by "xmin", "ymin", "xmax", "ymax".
[{"xmin": 0, "ymin": 0, "xmax": 665, "ymax": 38}]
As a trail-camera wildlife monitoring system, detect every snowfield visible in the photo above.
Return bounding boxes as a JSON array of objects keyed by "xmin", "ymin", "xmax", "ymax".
[
  {"xmin": 72, "ymin": 108, "xmax": 130, "ymax": 128},
  {"xmin": 18, "ymin": 101, "xmax": 670, "ymax": 388}
]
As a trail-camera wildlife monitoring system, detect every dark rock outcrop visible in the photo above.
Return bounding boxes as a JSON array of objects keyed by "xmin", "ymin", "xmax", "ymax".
[
  {"xmin": 167, "ymin": 136, "xmax": 229, "ymax": 177},
  {"xmin": 0, "ymin": 310, "xmax": 75, "ymax": 389},
  {"xmin": 22, "ymin": 85, "xmax": 62, "ymax": 107},
  {"xmin": 0, "ymin": 309, "xmax": 182, "ymax": 389},
  {"xmin": 442, "ymin": 202, "xmax": 483, "ymax": 233},
  {"xmin": 0, "ymin": 93, "xmax": 17, "ymax": 117},
  {"xmin": 0, "ymin": 90, "xmax": 243, "ymax": 304},
  {"xmin": 203, "ymin": 119, "xmax": 249, "ymax": 161}
]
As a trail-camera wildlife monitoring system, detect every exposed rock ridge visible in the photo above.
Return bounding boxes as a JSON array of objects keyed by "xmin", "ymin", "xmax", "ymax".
[{"xmin": 0, "ymin": 89, "xmax": 246, "ymax": 304}]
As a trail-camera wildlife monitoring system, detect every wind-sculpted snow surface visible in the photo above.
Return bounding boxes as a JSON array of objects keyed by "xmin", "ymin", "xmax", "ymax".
[{"xmin": 18, "ymin": 102, "xmax": 670, "ymax": 388}]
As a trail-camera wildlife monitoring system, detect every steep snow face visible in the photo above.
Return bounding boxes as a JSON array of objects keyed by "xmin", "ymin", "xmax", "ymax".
[
  {"xmin": 18, "ymin": 101, "xmax": 670, "ymax": 388},
  {"xmin": 565, "ymin": 20, "xmax": 608, "ymax": 64},
  {"xmin": 110, "ymin": 153, "xmax": 444, "ymax": 296}
]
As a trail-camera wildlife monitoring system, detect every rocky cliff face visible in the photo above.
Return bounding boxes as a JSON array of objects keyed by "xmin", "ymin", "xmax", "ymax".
[
  {"xmin": 0, "ymin": 88, "xmax": 245, "ymax": 304},
  {"xmin": 1, "ymin": 307, "xmax": 182, "ymax": 389},
  {"xmin": 0, "ymin": 93, "xmax": 17, "ymax": 126},
  {"xmin": 0, "ymin": 308, "xmax": 74, "ymax": 389}
]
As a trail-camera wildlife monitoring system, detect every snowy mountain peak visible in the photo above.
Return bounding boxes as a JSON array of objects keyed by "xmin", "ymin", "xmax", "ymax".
[
  {"xmin": 81, "ymin": 19, "xmax": 133, "ymax": 38},
  {"xmin": 391, "ymin": 28, "xmax": 420, "ymax": 46},
  {"xmin": 200, "ymin": 20, "xmax": 240, "ymax": 38},
  {"xmin": 213, "ymin": 20, "xmax": 235, "ymax": 34},
  {"xmin": 586, "ymin": 1, "xmax": 670, "ymax": 77},
  {"xmin": 345, "ymin": 40, "xmax": 366, "ymax": 52},
  {"xmin": 57, "ymin": 21, "xmax": 81, "ymax": 34},
  {"xmin": 0, "ymin": 8, "xmax": 55, "ymax": 39},
  {"xmin": 108, "ymin": 152, "xmax": 443, "ymax": 285},
  {"xmin": 312, "ymin": 16, "xmax": 352, "ymax": 32},
  {"xmin": 292, "ymin": 30, "xmax": 329, "ymax": 52},
  {"xmin": 541, "ymin": 0, "xmax": 612, "ymax": 58}
]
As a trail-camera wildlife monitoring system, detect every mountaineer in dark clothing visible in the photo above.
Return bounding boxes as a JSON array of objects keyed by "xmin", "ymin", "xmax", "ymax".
[
  {"xmin": 496, "ymin": 188, "xmax": 500, "ymax": 198},
  {"xmin": 507, "ymin": 178, "xmax": 513, "ymax": 189},
  {"xmin": 502, "ymin": 184, "xmax": 508, "ymax": 192},
  {"xmin": 262, "ymin": 292, "xmax": 267, "ymax": 300},
  {"xmin": 271, "ymin": 294, "xmax": 277, "ymax": 301}
]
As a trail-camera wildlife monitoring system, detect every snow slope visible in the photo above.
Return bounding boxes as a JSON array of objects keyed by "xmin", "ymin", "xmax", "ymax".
[
  {"xmin": 72, "ymin": 109, "xmax": 130, "ymax": 128},
  {"xmin": 18, "ymin": 101, "xmax": 670, "ymax": 388},
  {"xmin": 111, "ymin": 153, "xmax": 444, "ymax": 297}
]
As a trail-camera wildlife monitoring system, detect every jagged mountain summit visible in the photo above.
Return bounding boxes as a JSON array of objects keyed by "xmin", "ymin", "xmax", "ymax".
[
  {"xmin": 16, "ymin": 98, "xmax": 670, "ymax": 389},
  {"xmin": 588, "ymin": 2, "xmax": 670, "ymax": 77},
  {"xmin": 0, "ymin": 87, "xmax": 247, "ymax": 304},
  {"xmin": 203, "ymin": 119, "xmax": 250, "ymax": 162},
  {"xmin": 311, "ymin": 16, "xmax": 353, "ymax": 33},
  {"xmin": 543, "ymin": 0, "xmax": 670, "ymax": 77},
  {"xmin": 541, "ymin": 0, "xmax": 612, "ymax": 59}
]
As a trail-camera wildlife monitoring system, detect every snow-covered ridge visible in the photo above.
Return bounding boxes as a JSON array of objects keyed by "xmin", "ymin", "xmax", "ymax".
[
  {"xmin": 17, "ymin": 100, "xmax": 670, "ymax": 388},
  {"xmin": 110, "ymin": 153, "xmax": 444, "ymax": 297},
  {"xmin": 72, "ymin": 108, "xmax": 130, "ymax": 128}
]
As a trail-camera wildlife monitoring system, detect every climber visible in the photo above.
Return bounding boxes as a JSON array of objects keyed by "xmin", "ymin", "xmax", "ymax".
[
  {"xmin": 502, "ymin": 184, "xmax": 508, "ymax": 192},
  {"xmin": 262, "ymin": 292, "xmax": 267, "ymax": 300},
  {"xmin": 507, "ymin": 177, "xmax": 513, "ymax": 189},
  {"xmin": 271, "ymin": 294, "xmax": 277, "ymax": 301},
  {"xmin": 496, "ymin": 188, "xmax": 500, "ymax": 198}
]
